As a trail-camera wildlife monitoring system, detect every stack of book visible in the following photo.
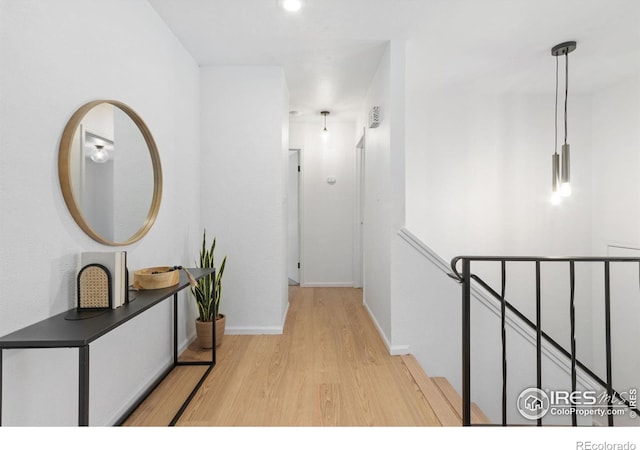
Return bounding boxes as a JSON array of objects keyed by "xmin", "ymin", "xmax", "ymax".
[{"xmin": 79, "ymin": 251, "xmax": 128, "ymax": 308}]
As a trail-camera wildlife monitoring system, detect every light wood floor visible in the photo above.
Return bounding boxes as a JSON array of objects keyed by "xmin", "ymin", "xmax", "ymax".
[{"xmin": 123, "ymin": 286, "xmax": 442, "ymax": 426}]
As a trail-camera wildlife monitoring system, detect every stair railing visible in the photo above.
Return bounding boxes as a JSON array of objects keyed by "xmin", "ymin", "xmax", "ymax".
[{"xmin": 450, "ymin": 256, "xmax": 640, "ymax": 426}]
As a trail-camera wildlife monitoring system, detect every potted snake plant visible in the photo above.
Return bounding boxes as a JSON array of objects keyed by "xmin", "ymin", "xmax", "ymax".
[{"xmin": 191, "ymin": 229, "xmax": 227, "ymax": 348}]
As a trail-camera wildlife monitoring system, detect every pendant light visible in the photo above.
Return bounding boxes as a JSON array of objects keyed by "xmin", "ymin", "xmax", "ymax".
[
  {"xmin": 551, "ymin": 41, "xmax": 576, "ymax": 202},
  {"xmin": 90, "ymin": 144, "xmax": 109, "ymax": 163},
  {"xmin": 321, "ymin": 110, "xmax": 330, "ymax": 141}
]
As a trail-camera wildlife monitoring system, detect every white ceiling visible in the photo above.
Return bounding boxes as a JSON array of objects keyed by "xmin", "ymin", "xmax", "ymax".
[{"xmin": 149, "ymin": 0, "xmax": 640, "ymax": 121}]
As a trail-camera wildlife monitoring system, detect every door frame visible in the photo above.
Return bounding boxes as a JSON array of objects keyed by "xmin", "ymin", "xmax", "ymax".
[
  {"xmin": 354, "ymin": 129, "xmax": 366, "ymax": 288},
  {"xmin": 288, "ymin": 148, "xmax": 303, "ymax": 285}
]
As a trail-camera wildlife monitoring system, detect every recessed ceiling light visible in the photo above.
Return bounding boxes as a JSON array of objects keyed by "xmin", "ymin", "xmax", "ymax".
[{"xmin": 280, "ymin": 0, "xmax": 302, "ymax": 12}]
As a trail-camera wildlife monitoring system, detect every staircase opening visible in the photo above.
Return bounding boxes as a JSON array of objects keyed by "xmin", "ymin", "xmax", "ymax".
[{"xmin": 450, "ymin": 255, "xmax": 640, "ymax": 427}]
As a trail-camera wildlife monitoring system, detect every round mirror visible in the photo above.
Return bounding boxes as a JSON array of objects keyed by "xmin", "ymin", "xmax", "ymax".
[{"xmin": 58, "ymin": 100, "xmax": 162, "ymax": 246}]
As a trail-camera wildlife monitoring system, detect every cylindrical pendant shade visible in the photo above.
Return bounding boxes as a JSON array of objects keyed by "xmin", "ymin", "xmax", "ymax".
[
  {"xmin": 552, "ymin": 153, "xmax": 560, "ymax": 192},
  {"xmin": 551, "ymin": 153, "xmax": 561, "ymax": 204},
  {"xmin": 561, "ymin": 143, "xmax": 571, "ymax": 196},
  {"xmin": 561, "ymin": 143, "xmax": 570, "ymax": 184}
]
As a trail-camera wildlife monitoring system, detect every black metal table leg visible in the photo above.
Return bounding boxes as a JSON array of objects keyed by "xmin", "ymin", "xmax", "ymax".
[
  {"xmin": 79, "ymin": 345, "xmax": 89, "ymax": 426},
  {"xmin": 0, "ymin": 348, "xmax": 3, "ymax": 426},
  {"xmin": 173, "ymin": 293, "xmax": 178, "ymax": 365}
]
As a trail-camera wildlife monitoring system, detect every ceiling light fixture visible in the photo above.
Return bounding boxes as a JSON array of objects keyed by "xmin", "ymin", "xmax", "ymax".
[
  {"xmin": 281, "ymin": 0, "xmax": 302, "ymax": 12},
  {"xmin": 550, "ymin": 41, "xmax": 576, "ymax": 204},
  {"xmin": 90, "ymin": 144, "xmax": 109, "ymax": 163},
  {"xmin": 321, "ymin": 110, "xmax": 330, "ymax": 140}
]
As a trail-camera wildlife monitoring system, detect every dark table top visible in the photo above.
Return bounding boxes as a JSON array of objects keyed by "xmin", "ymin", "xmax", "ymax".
[{"xmin": 0, "ymin": 268, "xmax": 215, "ymax": 348}]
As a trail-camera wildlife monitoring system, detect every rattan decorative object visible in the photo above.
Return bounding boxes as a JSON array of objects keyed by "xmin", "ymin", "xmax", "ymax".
[
  {"xmin": 77, "ymin": 264, "xmax": 112, "ymax": 310},
  {"xmin": 134, "ymin": 266, "xmax": 180, "ymax": 290}
]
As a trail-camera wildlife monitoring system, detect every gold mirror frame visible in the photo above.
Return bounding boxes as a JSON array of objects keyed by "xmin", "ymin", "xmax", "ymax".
[{"xmin": 58, "ymin": 100, "xmax": 163, "ymax": 246}]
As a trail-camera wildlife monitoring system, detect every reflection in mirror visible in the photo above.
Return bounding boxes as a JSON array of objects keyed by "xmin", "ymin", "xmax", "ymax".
[{"xmin": 59, "ymin": 100, "xmax": 162, "ymax": 246}]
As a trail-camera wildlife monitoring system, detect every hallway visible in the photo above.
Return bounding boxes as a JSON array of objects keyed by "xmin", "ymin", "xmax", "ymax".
[{"xmin": 124, "ymin": 287, "xmax": 441, "ymax": 426}]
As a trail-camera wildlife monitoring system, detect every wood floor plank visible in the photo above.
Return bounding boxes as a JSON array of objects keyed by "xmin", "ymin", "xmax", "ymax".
[{"xmin": 125, "ymin": 287, "xmax": 442, "ymax": 427}]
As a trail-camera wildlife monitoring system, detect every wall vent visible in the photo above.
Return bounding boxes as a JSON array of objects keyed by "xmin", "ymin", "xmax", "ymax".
[{"xmin": 368, "ymin": 106, "xmax": 381, "ymax": 128}]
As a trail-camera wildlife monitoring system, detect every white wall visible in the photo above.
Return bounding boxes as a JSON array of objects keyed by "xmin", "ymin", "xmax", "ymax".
[
  {"xmin": 387, "ymin": 40, "xmax": 408, "ymax": 353},
  {"xmin": 591, "ymin": 76, "xmax": 640, "ymax": 254},
  {"xmin": 590, "ymin": 75, "xmax": 640, "ymax": 397},
  {"xmin": 200, "ymin": 66, "xmax": 289, "ymax": 335},
  {"xmin": 405, "ymin": 88, "xmax": 594, "ymax": 261},
  {"xmin": 0, "ymin": 0, "xmax": 201, "ymax": 425},
  {"xmin": 393, "ymin": 230, "xmax": 461, "ymax": 384},
  {"xmin": 289, "ymin": 121, "xmax": 356, "ymax": 287},
  {"xmin": 280, "ymin": 76, "xmax": 290, "ymax": 325},
  {"xmin": 355, "ymin": 40, "xmax": 409, "ymax": 352},
  {"xmin": 358, "ymin": 43, "xmax": 393, "ymax": 342},
  {"xmin": 404, "ymin": 78, "xmax": 595, "ymax": 362}
]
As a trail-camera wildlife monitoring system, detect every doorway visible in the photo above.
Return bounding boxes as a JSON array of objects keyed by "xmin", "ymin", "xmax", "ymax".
[
  {"xmin": 288, "ymin": 149, "xmax": 301, "ymax": 285},
  {"xmin": 354, "ymin": 128, "xmax": 366, "ymax": 288}
]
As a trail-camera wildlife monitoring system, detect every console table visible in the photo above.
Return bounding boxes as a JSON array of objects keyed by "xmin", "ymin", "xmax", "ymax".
[{"xmin": 0, "ymin": 267, "xmax": 216, "ymax": 426}]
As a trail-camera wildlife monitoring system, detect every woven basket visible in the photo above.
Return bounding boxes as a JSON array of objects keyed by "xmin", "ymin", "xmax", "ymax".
[
  {"xmin": 133, "ymin": 266, "xmax": 180, "ymax": 290},
  {"xmin": 77, "ymin": 264, "xmax": 111, "ymax": 309}
]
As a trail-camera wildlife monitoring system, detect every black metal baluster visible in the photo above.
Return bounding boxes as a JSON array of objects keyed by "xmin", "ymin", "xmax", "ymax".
[
  {"xmin": 569, "ymin": 261, "xmax": 577, "ymax": 426},
  {"xmin": 462, "ymin": 258, "xmax": 471, "ymax": 426},
  {"xmin": 604, "ymin": 261, "xmax": 614, "ymax": 426},
  {"xmin": 501, "ymin": 260, "xmax": 507, "ymax": 426},
  {"xmin": 451, "ymin": 255, "xmax": 640, "ymax": 428},
  {"xmin": 536, "ymin": 261, "xmax": 542, "ymax": 427}
]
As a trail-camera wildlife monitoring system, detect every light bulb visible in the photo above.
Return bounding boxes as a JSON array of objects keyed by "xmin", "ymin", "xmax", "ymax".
[
  {"xmin": 560, "ymin": 182, "xmax": 571, "ymax": 197},
  {"xmin": 90, "ymin": 145, "xmax": 109, "ymax": 163},
  {"xmin": 322, "ymin": 128, "xmax": 329, "ymax": 142},
  {"xmin": 281, "ymin": 0, "xmax": 302, "ymax": 12},
  {"xmin": 551, "ymin": 191, "xmax": 562, "ymax": 205}
]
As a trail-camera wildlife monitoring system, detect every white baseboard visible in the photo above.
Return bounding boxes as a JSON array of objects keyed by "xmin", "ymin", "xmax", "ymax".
[
  {"xmin": 389, "ymin": 344, "xmax": 410, "ymax": 356},
  {"xmin": 225, "ymin": 302, "xmax": 289, "ymax": 336},
  {"xmin": 225, "ymin": 326, "xmax": 284, "ymax": 335},
  {"xmin": 301, "ymin": 282, "xmax": 355, "ymax": 287}
]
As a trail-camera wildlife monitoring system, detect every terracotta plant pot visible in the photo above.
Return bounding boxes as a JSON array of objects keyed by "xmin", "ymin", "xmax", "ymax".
[{"xmin": 195, "ymin": 314, "xmax": 225, "ymax": 349}]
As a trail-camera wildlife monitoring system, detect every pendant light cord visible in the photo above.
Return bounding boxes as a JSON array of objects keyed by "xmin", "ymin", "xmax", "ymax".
[
  {"xmin": 555, "ymin": 55, "xmax": 559, "ymax": 155},
  {"xmin": 564, "ymin": 51, "xmax": 569, "ymax": 145}
]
